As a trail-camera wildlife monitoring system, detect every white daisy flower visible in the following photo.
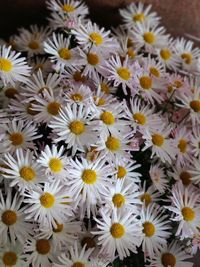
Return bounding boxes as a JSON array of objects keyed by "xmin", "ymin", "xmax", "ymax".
[
  {"xmin": 191, "ymin": 126, "xmax": 200, "ymax": 158},
  {"xmin": 141, "ymin": 203, "xmax": 171, "ymax": 258},
  {"xmin": 44, "ymin": 33, "xmax": 81, "ymax": 71},
  {"xmin": 119, "ymin": 2, "xmax": 160, "ymax": 28},
  {"xmin": 49, "ymin": 103, "xmax": 101, "ymax": 156},
  {"xmin": 37, "ymin": 145, "xmax": 68, "ymax": 182},
  {"xmin": 149, "ymin": 163, "xmax": 168, "ymax": 193},
  {"xmin": 188, "ymin": 158, "xmax": 200, "ymax": 185},
  {"xmin": 53, "ymin": 241, "xmax": 93, "ymax": 267},
  {"xmin": 63, "ymin": 68, "xmax": 88, "ymax": 86},
  {"xmin": 1, "ymin": 149, "xmax": 45, "ymax": 193},
  {"xmin": 0, "ymin": 241, "xmax": 26, "ymax": 267},
  {"xmin": 24, "ymin": 180, "xmax": 73, "ymax": 228},
  {"xmin": 166, "ymin": 182, "xmax": 200, "ymax": 239},
  {"xmin": 147, "ymin": 240, "xmax": 193, "ymax": 267},
  {"xmin": 29, "ymin": 56, "xmax": 52, "ymax": 76},
  {"xmin": 23, "ymin": 237, "xmax": 55, "ymax": 267},
  {"xmin": 95, "ymin": 76, "xmax": 117, "ymax": 95},
  {"xmin": 142, "ymin": 55, "xmax": 166, "ymax": 79},
  {"xmin": 168, "ymin": 164, "xmax": 193, "ymax": 187},
  {"xmin": 93, "ymin": 208, "xmax": 143, "ymax": 260},
  {"xmin": 14, "ymin": 25, "xmax": 51, "ymax": 56},
  {"xmin": 0, "ymin": 188, "xmax": 32, "ymax": 245},
  {"xmin": 139, "ymin": 182, "xmax": 161, "ymax": 208},
  {"xmin": 0, "ymin": 120, "xmax": 41, "ymax": 154},
  {"xmin": 0, "ymin": 45, "xmax": 31, "ymax": 85}
]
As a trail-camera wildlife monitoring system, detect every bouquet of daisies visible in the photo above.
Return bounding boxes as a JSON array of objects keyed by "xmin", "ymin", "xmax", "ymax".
[{"xmin": 0, "ymin": 0, "xmax": 200, "ymax": 266}]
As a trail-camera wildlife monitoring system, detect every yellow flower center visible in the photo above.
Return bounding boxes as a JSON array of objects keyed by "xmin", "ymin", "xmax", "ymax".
[
  {"xmin": 81, "ymin": 236, "xmax": 96, "ymax": 249},
  {"xmin": 72, "ymin": 262, "xmax": 85, "ymax": 267},
  {"xmin": 139, "ymin": 76, "xmax": 152, "ymax": 90},
  {"xmin": 87, "ymin": 53, "xmax": 99, "ymax": 65},
  {"xmin": 9, "ymin": 132, "xmax": 24, "ymax": 146},
  {"xmin": 174, "ymin": 80, "xmax": 182, "ymax": 88},
  {"xmin": 178, "ymin": 139, "xmax": 188, "ymax": 153},
  {"xmin": 182, "ymin": 207, "xmax": 195, "ymax": 221},
  {"xmin": 28, "ymin": 40, "xmax": 40, "ymax": 50},
  {"xmin": 53, "ymin": 222, "xmax": 63, "ymax": 233},
  {"xmin": 150, "ymin": 67, "xmax": 160, "ymax": 77},
  {"xmin": 161, "ymin": 253, "xmax": 176, "ymax": 267},
  {"xmin": 100, "ymin": 83, "xmax": 110, "ymax": 94},
  {"xmin": 143, "ymin": 32, "xmax": 156, "ymax": 44},
  {"xmin": 2, "ymin": 251, "xmax": 17, "ymax": 266},
  {"xmin": 81, "ymin": 169, "xmax": 97, "ymax": 184},
  {"xmin": 36, "ymin": 239, "xmax": 51, "ymax": 255},
  {"xmin": 47, "ymin": 102, "xmax": 61, "ymax": 116},
  {"xmin": 71, "ymin": 93, "xmax": 83, "ymax": 102},
  {"xmin": 73, "ymin": 71, "xmax": 86, "ymax": 82},
  {"xmin": 62, "ymin": 4, "xmax": 75, "ymax": 12},
  {"xmin": 133, "ymin": 13, "xmax": 145, "ymax": 22},
  {"xmin": 143, "ymin": 222, "xmax": 155, "ymax": 237},
  {"xmin": 127, "ymin": 48, "xmax": 136, "ymax": 59},
  {"xmin": 117, "ymin": 166, "xmax": 127, "ymax": 179},
  {"xmin": 97, "ymin": 97, "xmax": 105, "ymax": 106},
  {"xmin": 58, "ymin": 48, "xmax": 72, "ymax": 60},
  {"xmin": 167, "ymin": 85, "xmax": 173, "ymax": 93},
  {"xmin": 100, "ymin": 111, "xmax": 115, "ymax": 125},
  {"xmin": 69, "ymin": 120, "xmax": 85, "ymax": 135},
  {"xmin": 133, "ymin": 112, "xmax": 147, "ymax": 125},
  {"xmin": 140, "ymin": 193, "xmax": 152, "ymax": 207},
  {"xmin": 106, "ymin": 136, "xmax": 120, "ymax": 152},
  {"xmin": 0, "ymin": 58, "xmax": 13, "ymax": 72},
  {"xmin": 190, "ymin": 100, "xmax": 200, "ymax": 112},
  {"xmin": 27, "ymin": 102, "xmax": 39, "ymax": 116},
  {"xmin": 181, "ymin": 53, "xmax": 192, "ymax": 64},
  {"xmin": 89, "ymin": 32, "xmax": 103, "ymax": 46},
  {"xmin": 49, "ymin": 158, "xmax": 63, "ymax": 173},
  {"xmin": 160, "ymin": 49, "xmax": 172, "ymax": 61},
  {"xmin": 152, "ymin": 134, "xmax": 164, "ymax": 147},
  {"xmin": 19, "ymin": 166, "xmax": 36, "ymax": 181},
  {"xmin": 4, "ymin": 87, "xmax": 18, "ymax": 98},
  {"xmin": 112, "ymin": 194, "xmax": 125, "ymax": 208},
  {"xmin": 110, "ymin": 223, "xmax": 125, "ymax": 238},
  {"xmin": 117, "ymin": 67, "xmax": 131, "ymax": 80},
  {"xmin": 1, "ymin": 210, "xmax": 17, "ymax": 225},
  {"xmin": 40, "ymin": 193, "xmax": 55, "ymax": 208},
  {"xmin": 180, "ymin": 171, "xmax": 191, "ymax": 186}
]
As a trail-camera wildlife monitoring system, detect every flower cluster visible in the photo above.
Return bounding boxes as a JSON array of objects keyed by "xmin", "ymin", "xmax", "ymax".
[{"xmin": 0, "ymin": 0, "xmax": 199, "ymax": 266}]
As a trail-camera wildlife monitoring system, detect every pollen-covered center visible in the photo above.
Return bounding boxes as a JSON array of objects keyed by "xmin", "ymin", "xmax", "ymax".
[
  {"xmin": 180, "ymin": 171, "xmax": 191, "ymax": 186},
  {"xmin": 82, "ymin": 169, "xmax": 97, "ymax": 184},
  {"xmin": 112, "ymin": 193, "xmax": 125, "ymax": 208},
  {"xmin": 2, "ymin": 251, "xmax": 17, "ymax": 266},
  {"xmin": 133, "ymin": 13, "xmax": 145, "ymax": 22},
  {"xmin": 181, "ymin": 207, "xmax": 195, "ymax": 221},
  {"xmin": 36, "ymin": 239, "xmax": 51, "ymax": 254},
  {"xmin": 49, "ymin": 158, "xmax": 63, "ymax": 173},
  {"xmin": 87, "ymin": 53, "xmax": 99, "ymax": 65},
  {"xmin": 9, "ymin": 132, "xmax": 24, "ymax": 146},
  {"xmin": 161, "ymin": 252, "xmax": 176, "ymax": 267},
  {"xmin": 160, "ymin": 49, "xmax": 172, "ymax": 61},
  {"xmin": 40, "ymin": 193, "xmax": 55, "ymax": 208},
  {"xmin": 110, "ymin": 223, "xmax": 125, "ymax": 238},
  {"xmin": 69, "ymin": 120, "xmax": 85, "ymax": 135},
  {"xmin": 53, "ymin": 222, "xmax": 64, "ymax": 233},
  {"xmin": 72, "ymin": 262, "xmax": 85, "ymax": 267},
  {"xmin": 2, "ymin": 210, "xmax": 17, "ymax": 225},
  {"xmin": 0, "ymin": 58, "xmax": 13, "ymax": 72},
  {"xmin": 141, "ymin": 193, "xmax": 152, "ymax": 207},
  {"xmin": 47, "ymin": 101, "xmax": 61, "ymax": 116},
  {"xmin": 150, "ymin": 67, "xmax": 160, "ymax": 77},
  {"xmin": 4, "ymin": 87, "xmax": 18, "ymax": 98},
  {"xmin": 143, "ymin": 32, "xmax": 156, "ymax": 44},
  {"xmin": 127, "ymin": 48, "xmax": 136, "ymax": 59},
  {"xmin": 117, "ymin": 67, "xmax": 131, "ymax": 80},
  {"xmin": 140, "ymin": 76, "xmax": 152, "ymax": 90},
  {"xmin": 28, "ymin": 40, "xmax": 40, "ymax": 50},
  {"xmin": 190, "ymin": 100, "xmax": 200, "ymax": 112},
  {"xmin": 81, "ymin": 236, "xmax": 96, "ymax": 249},
  {"xmin": 71, "ymin": 93, "xmax": 83, "ymax": 102},
  {"xmin": 73, "ymin": 71, "xmax": 86, "ymax": 82},
  {"xmin": 58, "ymin": 48, "xmax": 72, "ymax": 60},
  {"xmin": 89, "ymin": 32, "xmax": 103, "ymax": 46},
  {"xmin": 101, "ymin": 83, "xmax": 110, "ymax": 94},
  {"xmin": 152, "ymin": 134, "xmax": 164, "ymax": 147},
  {"xmin": 100, "ymin": 111, "xmax": 115, "ymax": 125},
  {"xmin": 133, "ymin": 112, "xmax": 147, "ymax": 125},
  {"xmin": 106, "ymin": 136, "xmax": 121, "ymax": 152},
  {"xmin": 117, "ymin": 166, "xmax": 127, "ymax": 179},
  {"xmin": 62, "ymin": 4, "xmax": 75, "ymax": 12},
  {"xmin": 20, "ymin": 166, "xmax": 36, "ymax": 181},
  {"xmin": 178, "ymin": 139, "xmax": 188, "ymax": 153},
  {"xmin": 181, "ymin": 53, "xmax": 192, "ymax": 64},
  {"xmin": 143, "ymin": 222, "xmax": 155, "ymax": 237}
]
